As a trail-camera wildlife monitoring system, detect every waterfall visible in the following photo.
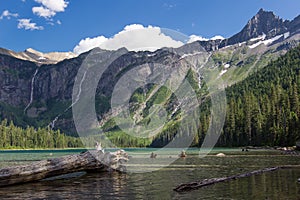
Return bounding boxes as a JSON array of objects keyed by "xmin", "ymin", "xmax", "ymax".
[
  {"xmin": 197, "ymin": 53, "xmax": 211, "ymax": 89},
  {"xmin": 66, "ymin": 70, "xmax": 87, "ymax": 110},
  {"xmin": 48, "ymin": 70, "xmax": 87, "ymax": 129},
  {"xmin": 197, "ymin": 68, "xmax": 202, "ymax": 89},
  {"xmin": 24, "ymin": 68, "xmax": 39, "ymax": 114},
  {"xmin": 49, "ymin": 116, "xmax": 60, "ymax": 129},
  {"xmin": 170, "ymin": 103, "xmax": 181, "ymax": 118}
]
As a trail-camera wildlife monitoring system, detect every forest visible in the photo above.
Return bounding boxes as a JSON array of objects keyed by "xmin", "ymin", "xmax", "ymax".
[
  {"xmin": 152, "ymin": 45, "xmax": 300, "ymax": 147},
  {"xmin": 219, "ymin": 45, "xmax": 300, "ymax": 147},
  {"xmin": 0, "ymin": 119, "xmax": 83, "ymax": 149}
]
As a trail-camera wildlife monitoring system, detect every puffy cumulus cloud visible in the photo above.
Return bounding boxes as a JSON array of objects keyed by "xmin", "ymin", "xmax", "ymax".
[
  {"xmin": 187, "ymin": 34, "xmax": 225, "ymax": 43},
  {"xmin": 73, "ymin": 24, "xmax": 184, "ymax": 55},
  {"xmin": 123, "ymin": 24, "xmax": 145, "ymax": 31},
  {"xmin": 32, "ymin": 6, "xmax": 55, "ymax": 18},
  {"xmin": 0, "ymin": 10, "xmax": 19, "ymax": 20},
  {"xmin": 74, "ymin": 36, "xmax": 108, "ymax": 55},
  {"xmin": 210, "ymin": 35, "xmax": 225, "ymax": 40},
  {"xmin": 33, "ymin": 0, "xmax": 68, "ymax": 18},
  {"xmin": 17, "ymin": 19, "xmax": 44, "ymax": 30},
  {"xmin": 35, "ymin": 0, "xmax": 68, "ymax": 12},
  {"xmin": 188, "ymin": 35, "xmax": 209, "ymax": 43}
]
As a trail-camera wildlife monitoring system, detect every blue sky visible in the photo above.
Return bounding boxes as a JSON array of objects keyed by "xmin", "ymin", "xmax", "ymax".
[{"xmin": 0, "ymin": 0, "xmax": 299, "ymax": 53}]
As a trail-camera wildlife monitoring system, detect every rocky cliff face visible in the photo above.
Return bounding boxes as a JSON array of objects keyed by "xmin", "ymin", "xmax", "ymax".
[
  {"xmin": 35, "ymin": 55, "xmax": 86, "ymax": 101},
  {"xmin": 0, "ymin": 54, "xmax": 36, "ymax": 107},
  {"xmin": 289, "ymin": 15, "xmax": 300, "ymax": 33}
]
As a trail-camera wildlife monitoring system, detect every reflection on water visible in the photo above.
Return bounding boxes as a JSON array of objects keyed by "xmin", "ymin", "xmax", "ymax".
[{"xmin": 0, "ymin": 149, "xmax": 299, "ymax": 199}]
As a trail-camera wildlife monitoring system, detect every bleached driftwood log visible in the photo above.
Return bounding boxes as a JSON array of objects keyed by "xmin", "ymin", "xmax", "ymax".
[
  {"xmin": 0, "ymin": 150, "xmax": 128, "ymax": 187},
  {"xmin": 174, "ymin": 167, "xmax": 281, "ymax": 192}
]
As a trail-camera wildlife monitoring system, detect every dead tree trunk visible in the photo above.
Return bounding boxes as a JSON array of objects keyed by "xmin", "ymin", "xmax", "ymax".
[
  {"xmin": 174, "ymin": 167, "xmax": 282, "ymax": 192},
  {"xmin": 0, "ymin": 150, "xmax": 128, "ymax": 187}
]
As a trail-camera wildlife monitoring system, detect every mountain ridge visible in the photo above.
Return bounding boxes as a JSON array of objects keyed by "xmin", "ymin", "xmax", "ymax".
[
  {"xmin": 0, "ymin": 47, "xmax": 76, "ymax": 65},
  {"xmin": 0, "ymin": 9, "xmax": 299, "ymax": 142},
  {"xmin": 2, "ymin": 9, "xmax": 299, "ymax": 63}
]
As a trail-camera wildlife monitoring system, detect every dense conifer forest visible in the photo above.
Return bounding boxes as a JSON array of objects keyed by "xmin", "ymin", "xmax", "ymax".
[{"xmin": 152, "ymin": 45, "xmax": 300, "ymax": 147}]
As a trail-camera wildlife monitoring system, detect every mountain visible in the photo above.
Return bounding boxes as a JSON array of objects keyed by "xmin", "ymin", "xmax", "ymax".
[
  {"xmin": 217, "ymin": 9, "xmax": 300, "ymax": 48},
  {"xmin": 0, "ymin": 9, "xmax": 299, "ymax": 147},
  {"xmin": 224, "ymin": 9, "xmax": 289, "ymax": 46},
  {"xmin": 289, "ymin": 15, "xmax": 300, "ymax": 33},
  {"xmin": 0, "ymin": 48, "xmax": 76, "ymax": 64}
]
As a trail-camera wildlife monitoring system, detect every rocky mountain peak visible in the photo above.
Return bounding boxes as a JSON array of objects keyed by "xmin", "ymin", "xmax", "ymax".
[
  {"xmin": 25, "ymin": 48, "xmax": 42, "ymax": 55},
  {"xmin": 225, "ymin": 9, "xmax": 288, "ymax": 46},
  {"xmin": 249, "ymin": 8, "xmax": 287, "ymax": 36}
]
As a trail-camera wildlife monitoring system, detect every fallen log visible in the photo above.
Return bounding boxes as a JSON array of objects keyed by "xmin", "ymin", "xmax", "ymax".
[
  {"xmin": 0, "ymin": 150, "xmax": 128, "ymax": 187},
  {"xmin": 174, "ymin": 166, "xmax": 282, "ymax": 192}
]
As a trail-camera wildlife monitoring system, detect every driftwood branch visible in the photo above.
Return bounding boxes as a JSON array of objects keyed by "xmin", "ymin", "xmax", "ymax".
[
  {"xmin": 0, "ymin": 150, "xmax": 128, "ymax": 187},
  {"xmin": 174, "ymin": 166, "xmax": 283, "ymax": 192}
]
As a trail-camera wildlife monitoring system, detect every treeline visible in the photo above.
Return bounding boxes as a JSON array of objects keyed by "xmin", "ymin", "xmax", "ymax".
[
  {"xmin": 219, "ymin": 45, "xmax": 300, "ymax": 147},
  {"xmin": 0, "ymin": 119, "xmax": 83, "ymax": 149},
  {"xmin": 151, "ymin": 45, "xmax": 300, "ymax": 147}
]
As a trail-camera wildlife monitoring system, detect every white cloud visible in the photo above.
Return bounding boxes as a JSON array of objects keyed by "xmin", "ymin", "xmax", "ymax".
[
  {"xmin": 48, "ymin": 21, "xmax": 55, "ymax": 26},
  {"xmin": 74, "ymin": 36, "xmax": 108, "ymax": 54},
  {"xmin": 17, "ymin": 19, "xmax": 44, "ymax": 30},
  {"xmin": 57, "ymin": 20, "xmax": 62, "ymax": 25},
  {"xmin": 32, "ymin": 6, "xmax": 55, "ymax": 18},
  {"xmin": 123, "ymin": 24, "xmax": 145, "ymax": 31},
  {"xmin": 0, "ymin": 10, "xmax": 19, "ymax": 20},
  {"xmin": 188, "ymin": 35, "xmax": 209, "ymax": 43},
  {"xmin": 35, "ymin": 0, "xmax": 68, "ymax": 12},
  {"xmin": 33, "ymin": 0, "xmax": 68, "ymax": 18},
  {"xmin": 187, "ymin": 34, "xmax": 225, "ymax": 43},
  {"xmin": 73, "ymin": 24, "xmax": 184, "ymax": 55},
  {"xmin": 211, "ymin": 35, "xmax": 225, "ymax": 40}
]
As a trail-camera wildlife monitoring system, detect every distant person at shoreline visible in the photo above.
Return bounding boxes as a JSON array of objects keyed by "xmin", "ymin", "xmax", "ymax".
[
  {"xmin": 150, "ymin": 152, "xmax": 157, "ymax": 158},
  {"xmin": 179, "ymin": 150, "xmax": 186, "ymax": 158}
]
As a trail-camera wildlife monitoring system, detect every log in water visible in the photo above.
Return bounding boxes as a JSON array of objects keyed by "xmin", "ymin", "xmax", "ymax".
[
  {"xmin": 174, "ymin": 167, "xmax": 282, "ymax": 192},
  {"xmin": 0, "ymin": 150, "xmax": 128, "ymax": 187}
]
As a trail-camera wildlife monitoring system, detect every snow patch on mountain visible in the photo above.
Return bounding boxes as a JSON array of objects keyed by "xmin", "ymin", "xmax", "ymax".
[
  {"xmin": 179, "ymin": 52, "xmax": 203, "ymax": 59},
  {"xmin": 249, "ymin": 33, "xmax": 266, "ymax": 42},
  {"xmin": 249, "ymin": 34, "xmax": 283, "ymax": 49},
  {"xmin": 219, "ymin": 69, "xmax": 227, "ymax": 77},
  {"xmin": 224, "ymin": 63, "xmax": 230, "ymax": 69},
  {"xmin": 283, "ymin": 32, "xmax": 290, "ymax": 39}
]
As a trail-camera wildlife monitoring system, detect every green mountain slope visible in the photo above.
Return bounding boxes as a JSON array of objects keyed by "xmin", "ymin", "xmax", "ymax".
[{"xmin": 146, "ymin": 45, "xmax": 300, "ymax": 147}]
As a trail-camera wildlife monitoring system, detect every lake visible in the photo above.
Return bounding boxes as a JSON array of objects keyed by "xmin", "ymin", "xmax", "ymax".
[{"xmin": 0, "ymin": 148, "xmax": 299, "ymax": 199}]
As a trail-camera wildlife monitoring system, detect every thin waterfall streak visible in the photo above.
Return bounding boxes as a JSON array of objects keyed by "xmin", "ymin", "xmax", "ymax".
[
  {"xmin": 24, "ymin": 68, "xmax": 39, "ymax": 113},
  {"xmin": 49, "ymin": 70, "xmax": 87, "ymax": 129}
]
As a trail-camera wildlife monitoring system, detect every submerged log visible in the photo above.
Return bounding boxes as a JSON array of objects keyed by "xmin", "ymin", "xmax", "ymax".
[
  {"xmin": 0, "ymin": 150, "xmax": 128, "ymax": 187},
  {"xmin": 174, "ymin": 167, "xmax": 282, "ymax": 192}
]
